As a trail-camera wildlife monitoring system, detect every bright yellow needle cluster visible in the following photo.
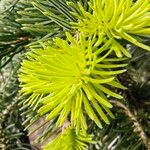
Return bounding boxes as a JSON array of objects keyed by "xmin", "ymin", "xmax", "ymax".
[
  {"xmin": 19, "ymin": 32, "xmax": 127, "ymax": 132},
  {"xmin": 70, "ymin": 0, "xmax": 150, "ymax": 57},
  {"xmin": 44, "ymin": 126, "xmax": 93, "ymax": 150}
]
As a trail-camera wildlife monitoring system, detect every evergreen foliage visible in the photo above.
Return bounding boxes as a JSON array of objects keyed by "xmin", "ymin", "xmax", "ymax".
[
  {"xmin": 71, "ymin": 0, "xmax": 150, "ymax": 56},
  {"xmin": 0, "ymin": 0, "xmax": 150, "ymax": 150}
]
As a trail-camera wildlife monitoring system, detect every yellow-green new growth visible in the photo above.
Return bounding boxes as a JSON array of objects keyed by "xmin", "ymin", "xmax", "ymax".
[
  {"xmin": 19, "ymin": 32, "xmax": 127, "ymax": 132},
  {"xmin": 44, "ymin": 126, "xmax": 93, "ymax": 150},
  {"xmin": 70, "ymin": 0, "xmax": 150, "ymax": 57}
]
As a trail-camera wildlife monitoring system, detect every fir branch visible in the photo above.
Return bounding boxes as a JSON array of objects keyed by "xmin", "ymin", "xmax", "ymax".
[
  {"xmin": 71, "ymin": 0, "xmax": 150, "ymax": 56},
  {"xmin": 18, "ymin": 32, "xmax": 128, "ymax": 135},
  {"xmin": 110, "ymin": 100, "xmax": 149, "ymax": 148},
  {"xmin": 0, "ymin": 56, "xmax": 32, "ymax": 149}
]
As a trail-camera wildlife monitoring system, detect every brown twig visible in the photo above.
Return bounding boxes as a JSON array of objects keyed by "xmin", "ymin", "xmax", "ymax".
[{"xmin": 110, "ymin": 100, "xmax": 150, "ymax": 148}]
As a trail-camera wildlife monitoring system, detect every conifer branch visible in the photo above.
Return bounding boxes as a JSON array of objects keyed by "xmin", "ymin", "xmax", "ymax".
[{"xmin": 110, "ymin": 100, "xmax": 149, "ymax": 148}]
